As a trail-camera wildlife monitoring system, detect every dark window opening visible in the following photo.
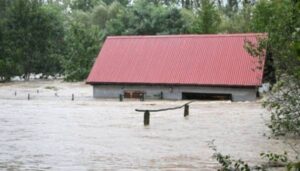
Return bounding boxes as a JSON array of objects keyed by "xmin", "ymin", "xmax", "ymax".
[
  {"xmin": 182, "ymin": 92, "xmax": 232, "ymax": 101},
  {"xmin": 124, "ymin": 91, "xmax": 144, "ymax": 99}
]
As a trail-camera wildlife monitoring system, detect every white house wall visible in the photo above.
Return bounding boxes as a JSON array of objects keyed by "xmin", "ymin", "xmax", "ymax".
[{"xmin": 92, "ymin": 85, "xmax": 257, "ymax": 101}]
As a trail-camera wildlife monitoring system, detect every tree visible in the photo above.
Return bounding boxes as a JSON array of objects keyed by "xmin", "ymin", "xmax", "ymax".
[
  {"xmin": 157, "ymin": 8, "xmax": 188, "ymax": 34},
  {"xmin": 180, "ymin": 8, "xmax": 196, "ymax": 33},
  {"xmin": 191, "ymin": 0, "xmax": 221, "ymax": 34},
  {"xmin": 102, "ymin": 0, "xmax": 129, "ymax": 6},
  {"xmin": 252, "ymin": 0, "xmax": 299, "ymax": 79},
  {"xmin": 0, "ymin": 0, "xmax": 19, "ymax": 81},
  {"xmin": 91, "ymin": 1, "xmax": 124, "ymax": 29},
  {"xmin": 63, "ymin": 20, "xmax": 103, "ymax": 81},
  {"xmin": 180, "ymin": 0, "xmax": 201, "ymax": 9},
  {"xmin": 70, "ymin": 0, "xmax": 102, "ymax": 11},
  {"xmin": 239, "ymin": 0, "xmax": 253, "ymax": 32},
  {"xmin": 148, "ymin": 0, "xmax": 179, "ymax": 6},
  {"xmin": 3, "ymin": 0, "xmax": 65, "ymax": 80},
  {"xmin": 4, "ymin": 0, "xmax": 41, "ymax": 79},
  {"xmin": 33, "ymin": 4, "xmax": 65, "ymax": 77},
  {"xmin": 92, "ymin": 2, "xmax": 109, "ymax": 28},
  {"xmin": 250, "ymin": 0, "xmax": 272, "ymax": 33},
  {"xmin": 106, "ymin": 0, "xmax": 188, "ymax": 35},
  {"xmin": 250, "ymin": 0, "xmax": 300, "ymax": 135},
  {"xmin": 224, "ymin": 0, "xmax": 238, "ymax": 18}
]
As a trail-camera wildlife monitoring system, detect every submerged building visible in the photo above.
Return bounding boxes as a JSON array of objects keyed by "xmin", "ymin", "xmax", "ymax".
[{"xmin": 87, "ymin": 33, "xmax": 266, "ymax": 101}]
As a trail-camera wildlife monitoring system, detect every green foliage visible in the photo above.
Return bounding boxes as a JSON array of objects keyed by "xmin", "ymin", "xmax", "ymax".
[
  {"xmin": 106, "ymin": 0, "xmax": 188, "ymax": 35},
  {"xmin": 214, "ymin": 153, "xmax": 252, "ymax": 171},
  {"xmin": 0, "ymin": 0, "xmax": 299, "ymax": 89},
  {"xmin": 261, "ymin": 152, "xmax": 300, "ymax": 170},
  {"xmin": 191, "ymin": 0, "xmax": 221, "ymax": 34},
  {"xmin": 102, "ymin": 0, "xmax": 129, "ymax": 6},
  {"xmin": 1, "ymin": 0, "xmax": 65, "ymax": 80},
  {"xmin": 34, "ymin": 4, "xmax": 65, "ymax": 76},
  {"xmin": 70, "ymin": 0, "xmax": 102, "ymax": 11},
  {"xmin": 218, "ymin": 0, "xmax": 253, "ymax": 33},
  {"xmin": 251, "ymin": 0, "xmax": 300, "ymax": 79},
  {"xmin": 70, "ymin": 0, "xmax": 128, "ymax": 11},
  {"xmin": 70, "ymin": 10, "xmax": 93, "ymax": 26},
  {"xmin": 91, "ymin": 1, "xmax": 124, "ymax": 29},
  {"xmin": 209, "ymin": 140, "xmax": 252, "ymax": 171},
  {"xmin": 91, "ymin": 3, "xmax": 109, "ymax": 28},
  {"xmin": 262, "ymin": 78, "xmax": 300, "ymax": 136},
  {"xmin": 287, "ymin": 161, "xmax": 300, "ymax": 171},
  {"xmin": 180, "ymin": 8, "xmax": 195, "ymax": 33},
  {"xmin": 250, "ymin": 0, "xmax": 273, "ymax": 33},
  {"xmin": 260, "ymin": 152, "xmax": 288, "ymax": 164},
  {"xmin": 210, "ymin": 140, "xmax": 300, "ymax": 171},
  {"xmin": 223, "ymin": 0, "xmax": 239, "ymax": 18},
  {"xmin": 0, "ymin": 58, "xmax": 19, "ymax": 81},
  {"xmin": 249, "ymin": 0, "xmax": 300, "ymax": 136},
  {"xmin": 63, "ymin": 20, "xmax": 103, "ymax": 81},
  {"xmin": 156, "ymin": 8, "xmax": 188, "ymax": 34}
]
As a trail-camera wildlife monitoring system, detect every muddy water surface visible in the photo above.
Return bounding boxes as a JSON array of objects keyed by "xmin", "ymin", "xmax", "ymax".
[{"xmin": 0, "ymin": 81, "xmax": 299, "ymax": 171}]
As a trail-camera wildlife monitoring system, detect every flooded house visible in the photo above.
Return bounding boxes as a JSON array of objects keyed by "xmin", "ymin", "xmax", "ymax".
[{"xmin": 86, "ymin": 33, "xmax": 266, "ymax": 101}]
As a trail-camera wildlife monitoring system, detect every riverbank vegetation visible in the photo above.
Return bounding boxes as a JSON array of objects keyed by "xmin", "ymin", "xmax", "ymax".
[{"xmin": 0, "ymin": 0, "xmax": 298, "ymax": 82}]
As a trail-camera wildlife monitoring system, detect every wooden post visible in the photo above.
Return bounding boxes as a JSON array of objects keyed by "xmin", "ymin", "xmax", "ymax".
[
  {"xmin": 184, "ymin": 104, "xmax": 189, "ymax": 117},
  {"xmin": 72, "ymin": 94, "xmax": 74, "ymax": 101},
  {"xmin": 14, "ymin": 91, "xmax": 17, "ymax": 96},
  {"xmin": 140, "ymin": 93, "xmax": 144, "ymax": 101},
  {"xmin": 28, "ymin": 93, "xmax": 30, "ymax": 100},
  {"xmin": 37, "ymin": 90, "xmax": 39, "ymax": 94},
  {"xmin": 160, "ymin": 91, "xmax": 163, "ymax": 100},
  {"xmin": 144, "ymin": 110, "xmax": 150, "ymax": 126},
  {"xmin": 119, "ymin": 94, "xmax": 123, "ymax": 101}
]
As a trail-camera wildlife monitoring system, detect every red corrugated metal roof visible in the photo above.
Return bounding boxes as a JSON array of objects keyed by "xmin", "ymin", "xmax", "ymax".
[{"xmin": 87, "ymin": 33, "xmax": 266, "ymax": 86}]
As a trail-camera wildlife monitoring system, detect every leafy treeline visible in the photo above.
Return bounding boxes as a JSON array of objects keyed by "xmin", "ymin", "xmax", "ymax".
[
  {"xmin": 0, "ymin": 0, "xmax": 299, "ymax": 83},
  {"xmin": 0, "ymin": 0, "xmax": 65, "ymax": 80}
]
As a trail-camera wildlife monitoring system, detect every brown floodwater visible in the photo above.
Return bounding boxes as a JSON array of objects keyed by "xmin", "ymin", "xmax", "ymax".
[{"xmin": 0, "ymin": 80, "xmax": 299, "ymax": 171}]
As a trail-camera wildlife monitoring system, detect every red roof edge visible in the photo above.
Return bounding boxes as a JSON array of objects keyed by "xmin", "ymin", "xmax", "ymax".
[{"xmin": 86, "ymin": 81, "xmax": 260, "ymax": 87}]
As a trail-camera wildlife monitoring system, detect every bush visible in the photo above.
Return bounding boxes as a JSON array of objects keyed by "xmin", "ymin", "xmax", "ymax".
[{"xmin": 263, "ymin": 77, "xmax": 300, "ymax": 136}]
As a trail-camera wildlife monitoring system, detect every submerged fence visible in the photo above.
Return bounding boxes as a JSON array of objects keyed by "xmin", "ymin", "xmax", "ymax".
[
  {"xmin": 1, "ymin": 89, "xmax": 194, "ymax": 126},
  {"xmin": 135, "ymin": 101, "xmax": 194, "ymax": 126},
  {"xmin": 0, "ymin": 90, "xmax": 93, "ymax": 101}
]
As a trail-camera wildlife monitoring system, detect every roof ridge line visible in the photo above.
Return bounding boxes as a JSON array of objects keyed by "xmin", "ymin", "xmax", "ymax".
[{"xmin": 107, "ymin": 33, "xmax": 266, "ymax": 39}]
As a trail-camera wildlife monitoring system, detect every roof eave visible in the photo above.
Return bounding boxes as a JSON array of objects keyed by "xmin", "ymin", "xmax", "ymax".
[{"xmin": 86, "ymin": 81, "xmax": 261, "ymax": 88}]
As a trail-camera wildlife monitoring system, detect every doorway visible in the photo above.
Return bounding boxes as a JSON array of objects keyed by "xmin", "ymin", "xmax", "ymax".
[{"xmin": 182, "ymin": 92, "xmax": 232, "ymax": 101}]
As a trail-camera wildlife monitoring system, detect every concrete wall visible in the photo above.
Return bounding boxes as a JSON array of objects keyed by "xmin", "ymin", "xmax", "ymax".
[{"xmin": 92, "ymin": 84, "xmax": 257, "ymax": 101}]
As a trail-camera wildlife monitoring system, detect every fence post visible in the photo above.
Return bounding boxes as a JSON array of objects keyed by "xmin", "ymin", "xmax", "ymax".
[
  {"xmin": 37, "ymin": 90, "xmax": 39, "ymax": 94},
  {"xmin": 28, "ymin": 93, "xmax": 30, "ymax": 100},
  {"xmin": 14, "ymin": 91, "xmax": 17, "ymax": 96},
  {"xmin": 160, "ymin": 91, "xmax": 163, "ymax": 100},
  {"xmin": 140, "ymin": 93, "xmax": 144, "ymax": 101},
  {"xmin": 144, "ymin": 110, "xmax": 150, "ymax": 126},
  {"xmin": 72, "ymin": 94, "xmax": 74, "ymax": 101},
  {"xmin": 184, "ymin": 104, "xmax": 189, "ymax": 117},
  {"xmin": 119, "ymin": 94, "xmax": 123, "ymax": 101}
]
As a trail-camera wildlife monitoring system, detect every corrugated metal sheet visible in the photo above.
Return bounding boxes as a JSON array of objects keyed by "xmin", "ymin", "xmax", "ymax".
[{"xmin": 87, "ymin": 33, "xmax": 266, "ymax": 87}]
